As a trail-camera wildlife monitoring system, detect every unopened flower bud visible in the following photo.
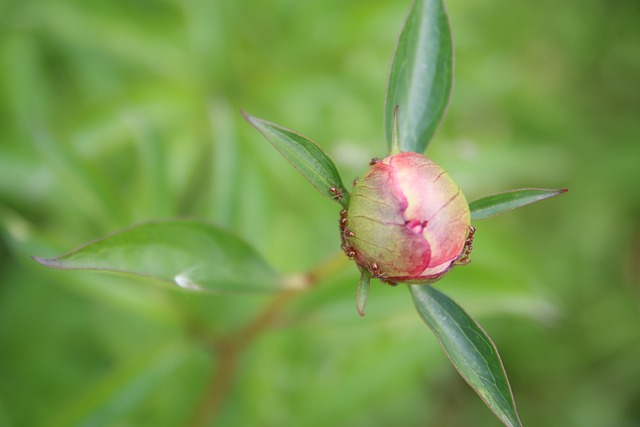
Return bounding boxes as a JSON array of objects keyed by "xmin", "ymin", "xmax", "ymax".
[{"xmin": 342, "ymin": 151, "xmax": 471, "ymax": 284}]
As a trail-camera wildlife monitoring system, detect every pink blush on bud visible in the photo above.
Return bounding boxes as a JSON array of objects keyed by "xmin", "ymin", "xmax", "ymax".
[{"xmin": 405, "ymin": 219, "xmax": 428, "ymax": 234}]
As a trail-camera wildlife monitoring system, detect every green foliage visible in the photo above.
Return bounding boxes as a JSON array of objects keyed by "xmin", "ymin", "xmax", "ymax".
[
  {"xmin": 33, "ymin": 220, "xmax": 281, "ymax": 293},
  {"xmin": 356, "ymin": 269, "xmax": 372, "ymax": 317},
  {"xmin": 242, "ymin": 1, "xmax": 529, "ymax": 419},
  {"xmin": 411, "ymin": 285, "xmax": 521, "ymax": 427},
  {"xmin": 1, "ymin": 0, "xmax": 639, "ymax": 426},
  {"xmin": 470, "ymin": 188, "xmax": 567, "ymax": 220},
  {"xmin": 242, "ymin": 111, "xmax": 350, "ymax": 207},
  {"xmin": 385, "ymin": 0, "xmax": 453, "ymax": 153},
  {"xmin": 51, "ymin": 342, "xmax": 191, "ymax": 427}
]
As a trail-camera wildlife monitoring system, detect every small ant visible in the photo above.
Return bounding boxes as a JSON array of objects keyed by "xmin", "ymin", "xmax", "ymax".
[
  {"xmin": 368, "ymin": 263, "xmax": 395, "ymax": 285},
  {"xmin": 369, "ymin": 157, "xmax": 381, "ymax": 165},
  {"xmin": 455, "ymin": 225, "xmax": 476, "ymax": 265},
  {"xmin": 329, "ymin": 186, "xmax": 343, "ymax": 200},
  {"xmin": 375, "ymin": 270, "xmax": 397, "ymax": 286}
]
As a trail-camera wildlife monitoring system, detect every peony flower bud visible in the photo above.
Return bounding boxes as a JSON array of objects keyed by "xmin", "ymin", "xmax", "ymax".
[{"xmin": 341, "ymin": 151, "xmax": 473, "ymax": 284}]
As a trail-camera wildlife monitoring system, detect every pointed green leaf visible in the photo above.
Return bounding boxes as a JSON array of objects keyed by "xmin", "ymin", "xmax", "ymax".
[
  {"xmin": 356, "ymin": 270, "xmax": 371, "ymax": 317},
  {"xmin": 33, "ymin": 220, "xmax": 283, "ymax": 294},
  {"xmin": 470, "ymin": 188, "xmax": 567, "ymax": 220},
  {"xmin": 410, "ymin": 285, "xmax": 522, "ymax": 427},
  {"xmin": 385, "ymin": 0, "xmax": 453, "ymax": 154},
  {"xmin": 242, "ymin": 111, "xmax": 349, "ymax": 207}
]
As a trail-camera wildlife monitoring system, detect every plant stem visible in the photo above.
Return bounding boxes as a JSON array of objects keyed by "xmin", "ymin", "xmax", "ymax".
[{"xmin": 187, "ymin": 252, "xmax": 349, "ymax": 426}]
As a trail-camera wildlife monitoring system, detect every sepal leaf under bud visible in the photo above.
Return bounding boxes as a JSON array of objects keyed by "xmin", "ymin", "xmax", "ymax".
[{"xmin": 356, "ymin": 268, "xmax": 372, "ymax": 317}]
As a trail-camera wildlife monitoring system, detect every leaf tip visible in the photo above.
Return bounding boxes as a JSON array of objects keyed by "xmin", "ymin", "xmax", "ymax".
[
  {"xmin": 239, "ymin": 108, "xmax": 254, "ymax": 123},
  {"xmin": 31, "ymin": 255, "xmax": 55, "ymax": 269},
  {"xmin": 357, "ymin": 300, "xmax": 367, "ymax": 317},
  {"xmin": 546, "ymin": 187, "xmax": 569, "ymax": 200}
]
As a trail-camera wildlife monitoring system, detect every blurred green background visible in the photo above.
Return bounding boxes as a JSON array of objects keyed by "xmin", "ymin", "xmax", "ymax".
[{"xmin": 1, "ymin": 0, "xmax": 639, "ymax": 426}]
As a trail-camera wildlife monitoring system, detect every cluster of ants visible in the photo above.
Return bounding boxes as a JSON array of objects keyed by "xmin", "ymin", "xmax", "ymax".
[{"xmin": 332, "ymin": 156, "xmax": 393, "ymax": 284}]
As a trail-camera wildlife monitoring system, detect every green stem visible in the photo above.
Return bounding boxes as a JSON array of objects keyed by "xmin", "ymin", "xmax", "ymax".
[{"xmin": 187, "ymin": 252, "xmax": 350, "ymax": 426}]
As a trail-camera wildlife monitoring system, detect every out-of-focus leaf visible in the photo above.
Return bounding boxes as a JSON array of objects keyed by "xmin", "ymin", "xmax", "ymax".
[
  {"xmin": 470, "ymin": 188, "xmax": 567, "ymax": 220},
  {"xmin": 51, "ymin": 342, "xmax": 187, "ymax": 427},
  {"xmin": 242, "ymin": 111, "xmax": 350, "ymax": 207},
  {"xmin": 33, "ymin": 220, "xmax": 283, "ymax": 293},
  {"xmin": 384, "ymin": 0, "xmax": 453, "ymax": 154},
  {"xmin": 128, "ymin": 116, "xmax": 172, "ymax": 218},
  {"xmin": 410, "ymin": 285, "xmax": 522, "ymax": 427}
]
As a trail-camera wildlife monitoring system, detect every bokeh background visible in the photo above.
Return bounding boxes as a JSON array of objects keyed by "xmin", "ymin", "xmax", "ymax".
[{"xmin": 1, "ymin": 0, "xmax": 639, "ymax": 426}]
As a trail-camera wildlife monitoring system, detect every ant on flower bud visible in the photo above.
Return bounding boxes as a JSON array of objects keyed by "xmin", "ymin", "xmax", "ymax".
[
  {"xmin": 329, "ymin": 186, "xmax": 343, "ymax": 200},
  {"xmin": 455, "ymin": 226, "xmax": 476, "ymax": 265}
]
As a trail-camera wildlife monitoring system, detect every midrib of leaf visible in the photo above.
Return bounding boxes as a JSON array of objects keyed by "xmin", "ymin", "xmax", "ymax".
[
  {"xmin": 411, "ymin": 285, "xmax": 522, "ymax": 427},
  {"xmin": 277, "ymin": 128, "xmax": 337, "ymax": 191},
  {"xmin": 406, "ymin": 6, "xmax": 437, "ymax": 140},
  {"xmin": 243, "ymin": 112, "xmax": 349, "ymax": 207},
  {"xmin": 428, "ymin": 295, "xmax": 513, "ymax": 421}
]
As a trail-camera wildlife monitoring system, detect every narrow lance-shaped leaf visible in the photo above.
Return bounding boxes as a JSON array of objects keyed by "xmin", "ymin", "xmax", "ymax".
[
  {"xmin": 33, "ymin": 220, "xmax": 284, "ymax": 294},
  {"xmin": 242, "ymin": 111, "xmax": 349, "ymax": 207},
  {"xmin": 356, "ymin": 269, "xmax": 371, "ymax": 317},
  {"xmin": 470, "ymin": 188, "xmax": 568, "ymax": 221},
  {"xmin": 385, "ymin": 0, "xmax": 453, "ymax": 154},
  {"xmin": 410, "ymin": 285, "xmax": 522, "ymax": 427}
]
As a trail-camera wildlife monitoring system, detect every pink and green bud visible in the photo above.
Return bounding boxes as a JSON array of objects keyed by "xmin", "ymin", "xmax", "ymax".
[{"xmin": 342, "ymin": 151, "xmax": 472, "ymax": 284}]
